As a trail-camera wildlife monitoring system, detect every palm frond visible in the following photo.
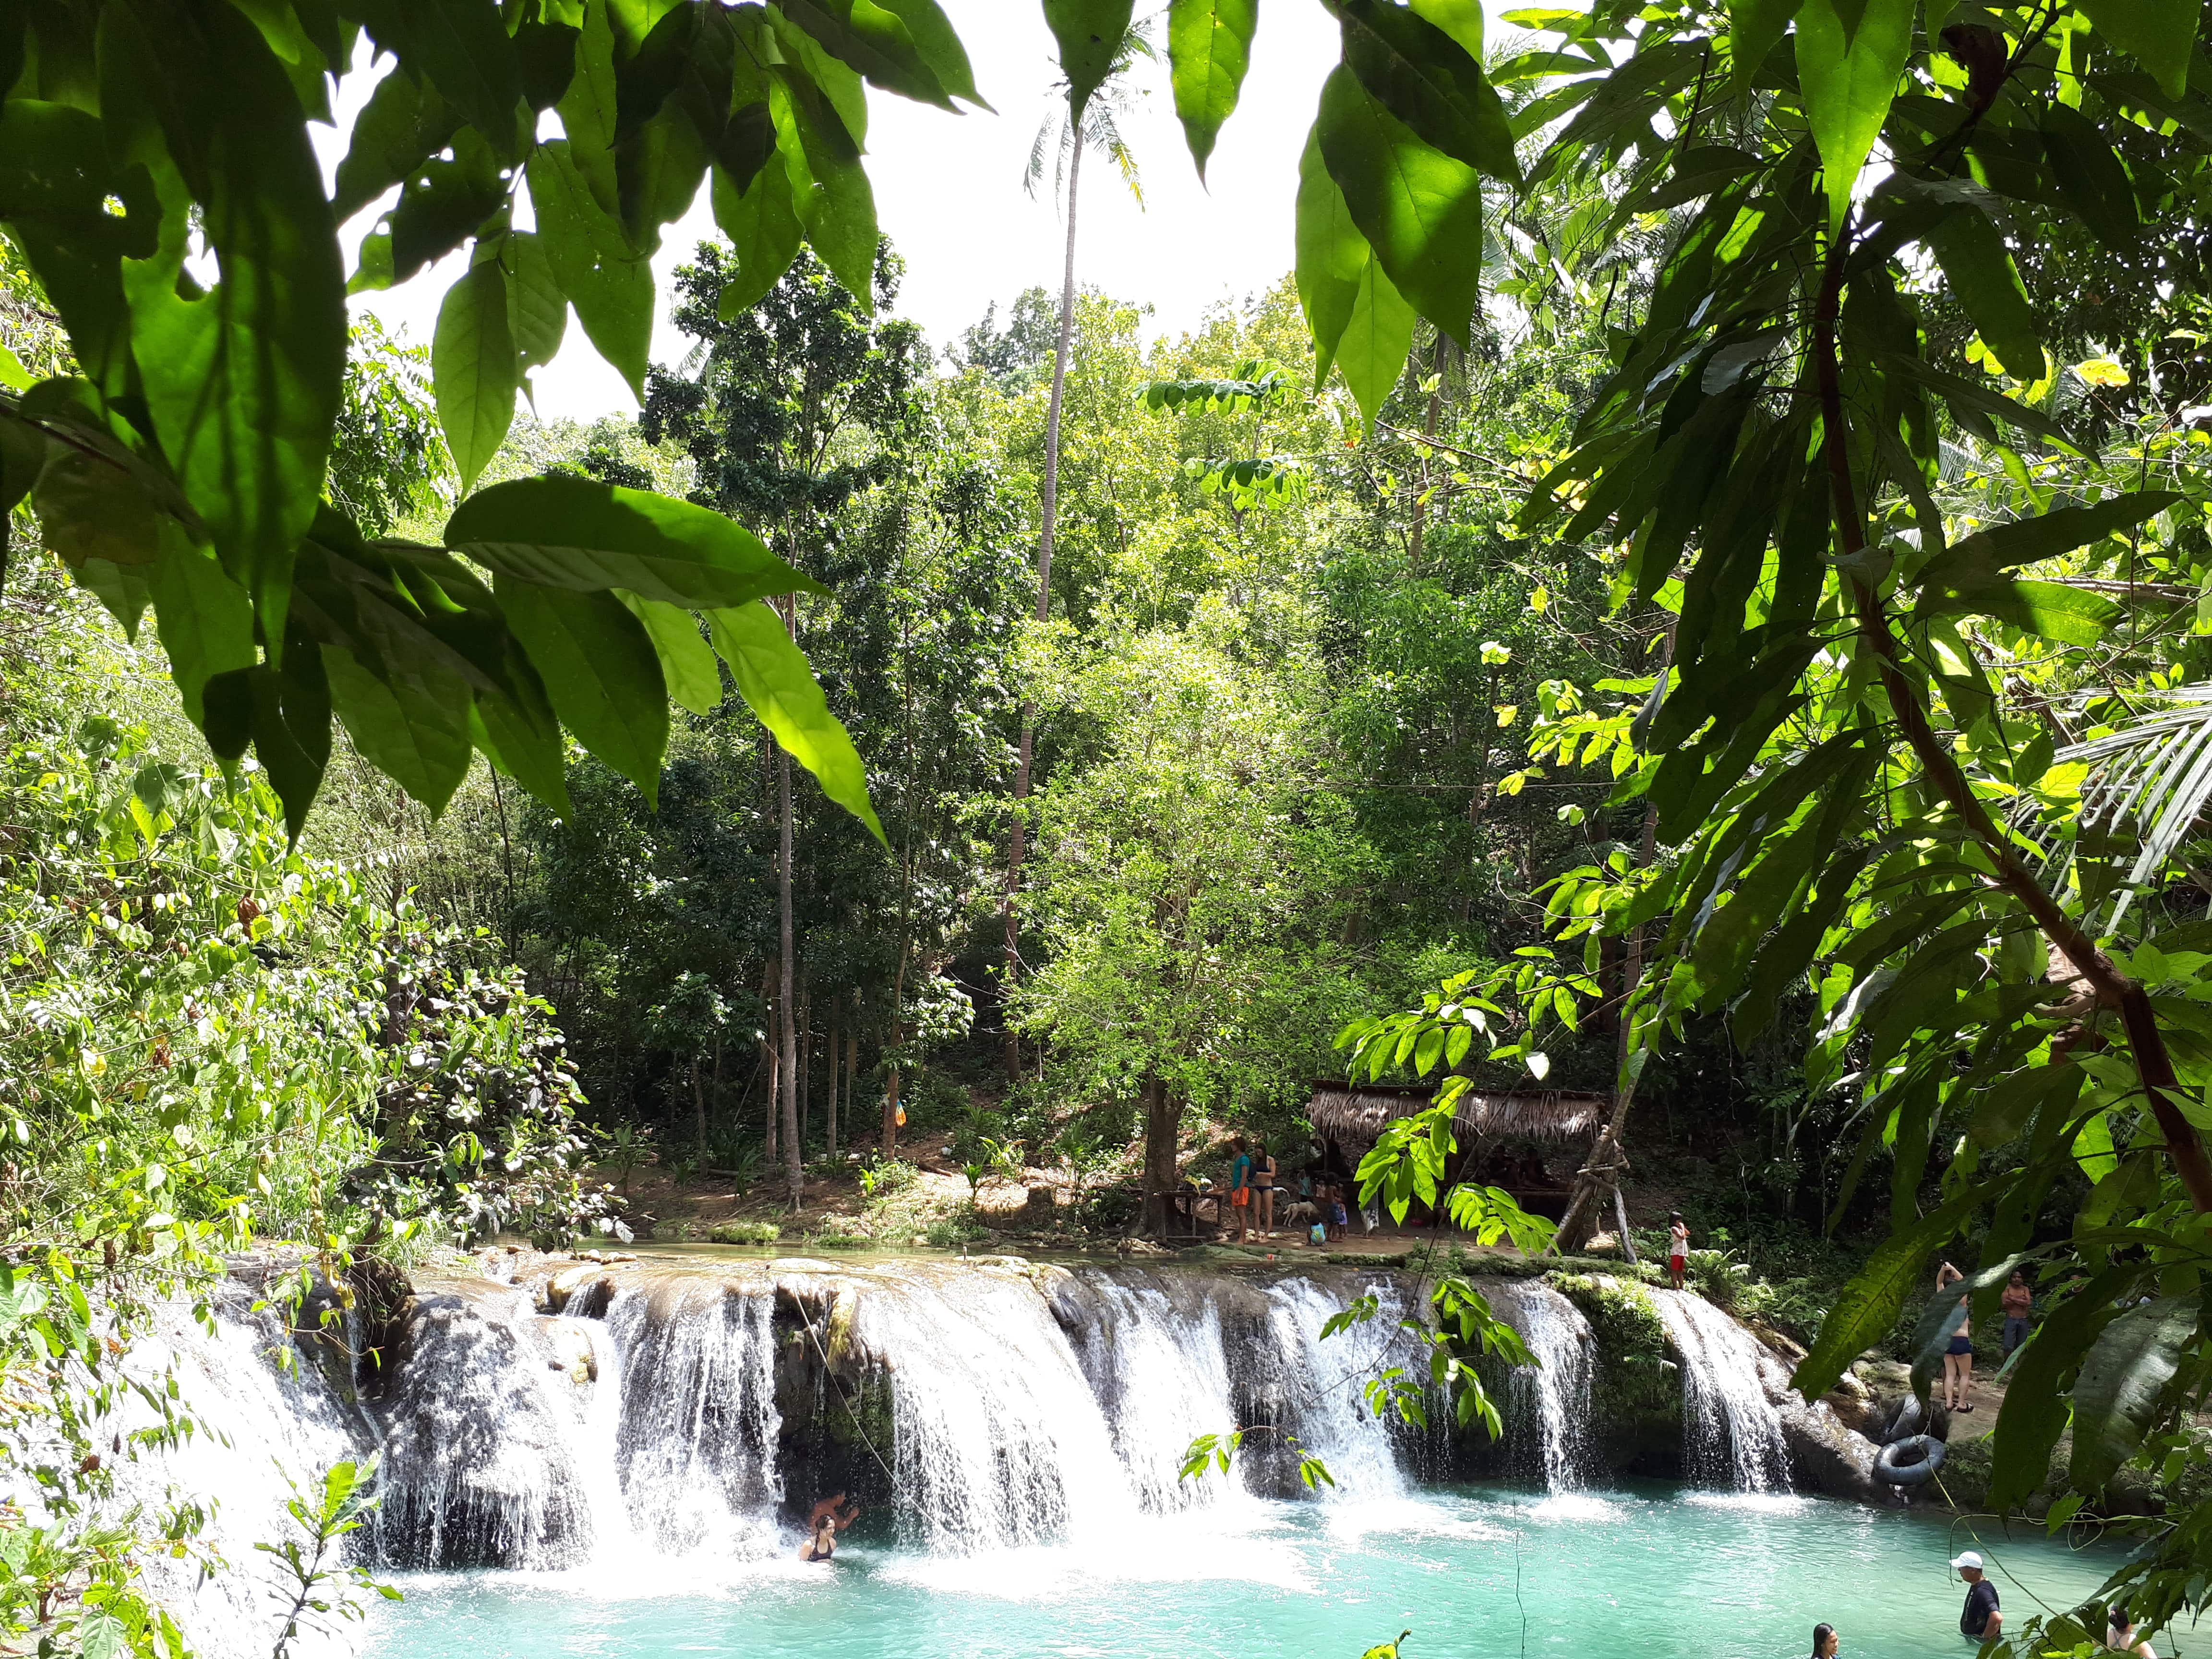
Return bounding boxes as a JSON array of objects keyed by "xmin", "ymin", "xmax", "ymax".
[{"xmin": 2053, "ymin": 687, "xmax": 2212, "ymax": 925}]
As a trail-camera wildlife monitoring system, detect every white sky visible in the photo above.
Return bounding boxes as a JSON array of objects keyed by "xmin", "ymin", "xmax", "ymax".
[{"xmin": 326, "ymin": 3, "xmax": 1341, "ymax": 424}]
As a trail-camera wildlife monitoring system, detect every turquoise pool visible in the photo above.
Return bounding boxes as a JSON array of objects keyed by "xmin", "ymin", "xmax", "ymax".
[{"xmin": 361, "ymin": 1482, "xmax": 2184, "ymax": 1659}]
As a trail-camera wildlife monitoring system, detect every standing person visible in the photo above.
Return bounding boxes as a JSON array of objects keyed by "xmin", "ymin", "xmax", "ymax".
[
  {"xmin": 1227, "ymin": 1137, "xmax": 1252, "ymax": 1244},
  {"xmin": 1667, "ymin": 1212, "xmax": 1689, "ymax": 1289},
  {"xmin": 1326, "ymin": 1182, "xmax": 1350, "ymax": 1242},
  {"xmin": 1952, "ymin": 1551, "xmax": 2001, "ymax": 1644},
  {"xmin": 1810, "ymin": 1624, "xmax": 1839, "ymax": 1658},
  {"xmin": 2001, "ymin": 1271, "xmax": 2033, "ymax": 1358},
  {"xmin": 1251, "ymin": 1140, "xmax": 1276, "ymax": 1237},
  {"xmin": 1937, "ymin": 1262, "xmax": 1976, "ymax": 1413}
]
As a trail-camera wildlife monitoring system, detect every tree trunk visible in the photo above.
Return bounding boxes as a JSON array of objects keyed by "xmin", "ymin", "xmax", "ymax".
[
  {"xmin": 846, "ymin": 1024, "xmax": 859, "ymax": 1155},
  {"xmin": 827, "ymin": 995, "xmax": 840, "ymax": 1157},
  {"xmin": 798, "ymin": 967, "xmax": 811, "ymax": 1156},
  {"xmin": 759, "ymin": 959, "xmax": 778, "ymax": 1166},
  {"xmin": 1002, "ymin": 118, "xmax": 1085, "ymax": 1084},
  {"xmin": 691, "ymin": 1055, "xmax": 705, "ymax": 1160},
  {"xmin": 1140, "ymin": 1073, "xmax": 1179, "ymax": 1235},
  {"xmin": 778, "ymin": 663, "xmax": 802, "ymax": 1204}
]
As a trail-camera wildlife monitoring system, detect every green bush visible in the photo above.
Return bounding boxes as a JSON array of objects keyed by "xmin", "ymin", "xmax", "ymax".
[
  {"xmin": 926, "ymin": 1214, "xmax": 988, "ymax": 1249},
  {"xmin": 710, "ymin": 1219, "xmax": 782, "ymax": 1245}
]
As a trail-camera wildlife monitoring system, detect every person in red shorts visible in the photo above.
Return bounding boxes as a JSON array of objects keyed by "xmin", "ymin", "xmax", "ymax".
[
  {"xmin": 1226, "ymin": 1138, "xmax": 1252, "ymax": 1243},
  {"xmin": 1668, "ymin": 1212, "xmax": 1689, "ymax": 1289}
]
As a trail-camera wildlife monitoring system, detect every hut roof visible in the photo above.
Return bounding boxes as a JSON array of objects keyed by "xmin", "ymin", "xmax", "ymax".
[{"xmin": 1306, "ymin": 1080, "xmax": 1608, "ymax": 1145}]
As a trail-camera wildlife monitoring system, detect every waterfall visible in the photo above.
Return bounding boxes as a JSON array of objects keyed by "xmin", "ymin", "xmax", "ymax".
[
  {"xmin": 850, "ymin": 1263, "xmax": 1143, "ymax": 1551},
  {"xmin": 1256, "ymin": 1278, "xmax": 1409, "ymax": 1502},
  {"xmin": 373, "ymin": 1282, "xmax": 613, "ymax": 1568},
  {"xmin": 600, "ymin": 1278, "xmax": 783, "ymax": 1560},
  {"xmin": 1489, "ymin": 1280, "xmax": 1596, "ymax": 1493},
  {"xmin": 1653, "ymin": 1289, "xmax": 1791, "ymax": 1492},
  {"xmin": 1073, "ymin": 1277, "xmax": 1244, "ymax": 1512},
  {"xmin": 119, "ymin": 1283, "xmax": 371, "ymax": 1659}
]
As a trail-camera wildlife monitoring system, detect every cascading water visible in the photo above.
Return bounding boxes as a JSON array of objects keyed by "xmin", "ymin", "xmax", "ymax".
[
  {"xmin": 851, "ymin": 1263, "xmax": 1146, "ymax": 1551},
  {"xmin": 599, "ymin": 1278, "xmax": 783, "ymax": 1559},
  {"xmin": 1652, "ymin": 1288, "xmax": 1791, "ymax": 1492},
  {"xmin": 1256, "ymin": 1278, "xmax": 1409, "ymax": 1502},
  {"xmin": 373, "ymin": 1279, "xmax": 616, "ymax": 1568},
  {"xmin": 1489, "ymin": 1280, "xmax": 1596, "ymax": 1492},
  {"xmin": 120, "ymin": 1283, "xmax": 370, "ymax": 1659},
  {"xmin": 1073, "ymin": 1278, "xmax": 1244, "ymax": 1512}
]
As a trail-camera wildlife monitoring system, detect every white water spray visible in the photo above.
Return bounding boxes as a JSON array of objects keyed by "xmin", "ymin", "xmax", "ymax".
[{"xmin": 1653, "ymin": 1288, "xmax": 1791, "ymax": 1492}]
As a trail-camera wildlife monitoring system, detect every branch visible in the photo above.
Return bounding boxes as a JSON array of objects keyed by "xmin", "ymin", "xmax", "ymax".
[{"xmin": 1810, "ymin": 236, "xmax": 2212, "ymax": 1214}]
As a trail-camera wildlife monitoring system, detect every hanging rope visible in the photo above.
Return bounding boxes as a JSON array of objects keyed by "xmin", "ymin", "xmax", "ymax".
[{"xmin": 793, "ymin": 1292, "xmax": 898, "ymax": 1486}]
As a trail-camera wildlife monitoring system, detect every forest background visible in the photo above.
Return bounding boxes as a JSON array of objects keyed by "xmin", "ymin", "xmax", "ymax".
[{"xmin": 12, "ymin": 0, "xmax": 2212, "ymax": 1648}]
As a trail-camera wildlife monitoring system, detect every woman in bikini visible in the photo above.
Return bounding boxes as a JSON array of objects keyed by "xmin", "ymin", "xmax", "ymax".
[
  {"xmin": 800, "ymin": 1515, "xmax": 838, "ymax": 1563},
  {"xmin": 1936, "ymin": 1262, "xmax": 1975, "ymax": 1413}
]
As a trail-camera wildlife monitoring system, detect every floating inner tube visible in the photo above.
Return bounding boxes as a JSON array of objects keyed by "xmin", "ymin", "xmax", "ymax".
[
  {"xmin": 1875, "ymin": 1433, "xmax": 1947, "ymax": 1486},
  {"xmin": 1883, "ymin": 1394, "xmax": 1925, "ymax": 1443}
]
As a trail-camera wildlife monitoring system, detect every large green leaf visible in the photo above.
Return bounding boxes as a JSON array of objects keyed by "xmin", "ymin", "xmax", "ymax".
[
  {"xmin": 1729, "ymin": 0, "xmax": 1806, "ymax": 96},
  {"xmin": 781, "ymin": 0, "xmax": 957, "ymax": 110},
  {"xmin": 496, "ymin": 577, "xmax": 668, "ymax": 804},
  {"xmin": 621, "ymin": 593, "xmax": 724, "ymax": 713},
  {"xmin": 709, "ymin": 601, "xmax": 885, "ymax": 843},
  {"xmin": 355, "ymin": 0, "xmax": 527, "ymax": 163},
  {"xmin": 2078, "ymin": 0, "xmax": 2198, "ymax": 99},
  {"xmin": 2070, "ymin": 1297, "xmax": 2199, "ymax": 1492},
  {"xmin": 555, "ymin": 0, "xmax": 621, "ymax": 213},
  {"xmin": 331, "ymin": 65, "xmax": 459, "ymax": 222},
  {"xmin": 112, "ymin": 1, "xmax": 346, "ymax": 641},
  {"xmin": 1294, "ymin": 125, "xmax": 1415, "ymax": 431},
  {"xmin": 147, "ymin": 534, "xmax": 255, "ymax": 730},
  {"xmin": 321, "ymin": 642, "xmax": 473, "ymax": 814},
  {"xmin": 0, "ymin": 102, "xmax": 158, "ymax": 401},
  {"xmin": 506, "ymin": 231, "xmax": 568, "ymax": 377},
  {"xmin": 1915, "ymin": 572, "xmax": 2122, "ymax": 646},
  {"xmin": 1917, "ymin": 490, "xmax": 2179, "ymax": 589},
  {"xmin": 1044, "ymin": 0, "xmax": 1138, "ymax": 126},
  {"xmin": 526, "ymin": 140, "xmax": 652, "ymax": 398},
  {"xmin": 710, "ymin": 156, "xmax": 807, "ymax": 320},
  {"xmin": 432, "ymin": 256, "xmax": 518, "ymax": 493},
  {"xmin": 2041, "ymin": 102, "xmax": 2142, "ymax": 252},
  {"xmin": 1794, "ymin": 0, "xmax": 1915, "ymax": 234},
  {"xmin": 1338, "ymin": 0, "xmax": 1520, "ymax": 183},
  {"xmin": 1316, "ymin": 64, "xmax": 1484, "ymax": 348},
  {"xmin": 775, "ymin": 66, "xmax": 879, "ymax": 306},
  {"xmin": 1987, "ymin": 1267, "xmax": 2131, "ymax": 1509},
  {"xmin": 1791, "ymin": 1187, "xmax": 1982, "ymax": 1399},
  {"xmin": 1168, "ymin": 0, "xmax": 1258, "ymax": 177},
  {"xmin": 446, "ymin": 474, "xmax": 822, "ymax": 607},
  {"xmin": 388, "ymin": 127, "xmax": 508, "ymax": 281},
  {"xmin": 470, "ymin": 683, "xmax": 572, "ymax": 816},
  {"xmin": 873, "ymin": 0, "xmax": 984, "ymax": 106},
  {"xmin": 1925, "ymin": 205, "xmax": 2041, "ymax": 379}
]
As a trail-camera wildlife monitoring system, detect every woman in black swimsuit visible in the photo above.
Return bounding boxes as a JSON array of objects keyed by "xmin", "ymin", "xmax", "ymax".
[
  {"xmin": 1251, "ymin": 1141, "xmax": 1276, "ymax": 1236},
  {"xmin": 801, "ymin": 1517, "xmax": 837, "ymax": 1562}
]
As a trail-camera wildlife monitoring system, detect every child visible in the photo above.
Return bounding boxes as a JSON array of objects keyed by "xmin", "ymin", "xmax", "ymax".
[
  {"xmin": 1668, "ymin": 1212, "xmax": 1688, "ymax": 1290},
  {"xmin": 1327, "ymin": 1183, "xmax": 1350, "ymax": 1242}
]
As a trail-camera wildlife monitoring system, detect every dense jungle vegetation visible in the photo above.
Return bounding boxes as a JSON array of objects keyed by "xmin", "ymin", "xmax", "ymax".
[{"xmin": 8, "ymin": 0, "xmax": 2212, "ymax": 1651}]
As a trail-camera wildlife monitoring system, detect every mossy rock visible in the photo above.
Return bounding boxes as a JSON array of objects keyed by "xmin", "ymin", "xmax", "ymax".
[{"xmin": 1552, "ymin": 1271, "xmax": 1682, "ymax": 1476}]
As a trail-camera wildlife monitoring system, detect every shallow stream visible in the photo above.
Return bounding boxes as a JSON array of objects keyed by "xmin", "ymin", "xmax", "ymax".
[{"xmin": 361, "ymin": 1482, "xmax": 2185, "ymax": 1659}]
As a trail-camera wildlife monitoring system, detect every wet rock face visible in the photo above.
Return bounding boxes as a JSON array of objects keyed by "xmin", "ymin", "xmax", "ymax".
[{"xmin": 371, "ymin": 1274, "xmax": 605, "ymax": 1569}]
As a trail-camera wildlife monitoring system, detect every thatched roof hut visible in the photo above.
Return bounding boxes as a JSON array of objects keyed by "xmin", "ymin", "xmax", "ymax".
[{"xmin": 1306, "ymin": 1081, "xmax": 1608, "ymax": 1146}]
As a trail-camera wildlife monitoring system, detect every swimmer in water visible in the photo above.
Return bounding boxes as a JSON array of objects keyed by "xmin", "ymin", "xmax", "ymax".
[{"xmin": 800, "ymin": 1516, "xmax": 837, "ymax": 1563}]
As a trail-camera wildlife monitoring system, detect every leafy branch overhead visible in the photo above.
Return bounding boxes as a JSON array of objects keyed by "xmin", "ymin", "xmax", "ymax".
[{"xmin": 0, "ymin": 0, "xmax": 986, "ymax": 839}]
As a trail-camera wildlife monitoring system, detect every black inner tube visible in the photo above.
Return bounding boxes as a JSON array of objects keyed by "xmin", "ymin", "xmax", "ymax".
[{"xmin": 1875, "ymin": 1433, "xmax": 1947, "ymax": 1486}]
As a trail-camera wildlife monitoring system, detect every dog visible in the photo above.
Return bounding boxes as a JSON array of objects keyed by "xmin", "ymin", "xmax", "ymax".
[{"xmin": 1281, "ymin": 1199, "xmax": 1319, "ymax": 1226}]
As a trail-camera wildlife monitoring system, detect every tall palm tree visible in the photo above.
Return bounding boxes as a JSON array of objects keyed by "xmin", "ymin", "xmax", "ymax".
[{"xmin": 1000, "ymin": 24, "xmax": 1156, "ymax": 1082}]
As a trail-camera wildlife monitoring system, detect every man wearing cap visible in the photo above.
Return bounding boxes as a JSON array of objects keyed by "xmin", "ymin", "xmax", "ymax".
[{"xmin": 1952, "ymin": 1551, "xmax": 2001, "ymax": 1644}]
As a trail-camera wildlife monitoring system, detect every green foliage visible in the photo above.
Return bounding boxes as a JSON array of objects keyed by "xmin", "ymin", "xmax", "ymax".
[
  {"xmin": 259, "ymin": 1456, "xmax": 400, "ymax": 1659},
  {"xmin": 709, "ymin": 1218, "xmax": 783, "ymax": 1244}
]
